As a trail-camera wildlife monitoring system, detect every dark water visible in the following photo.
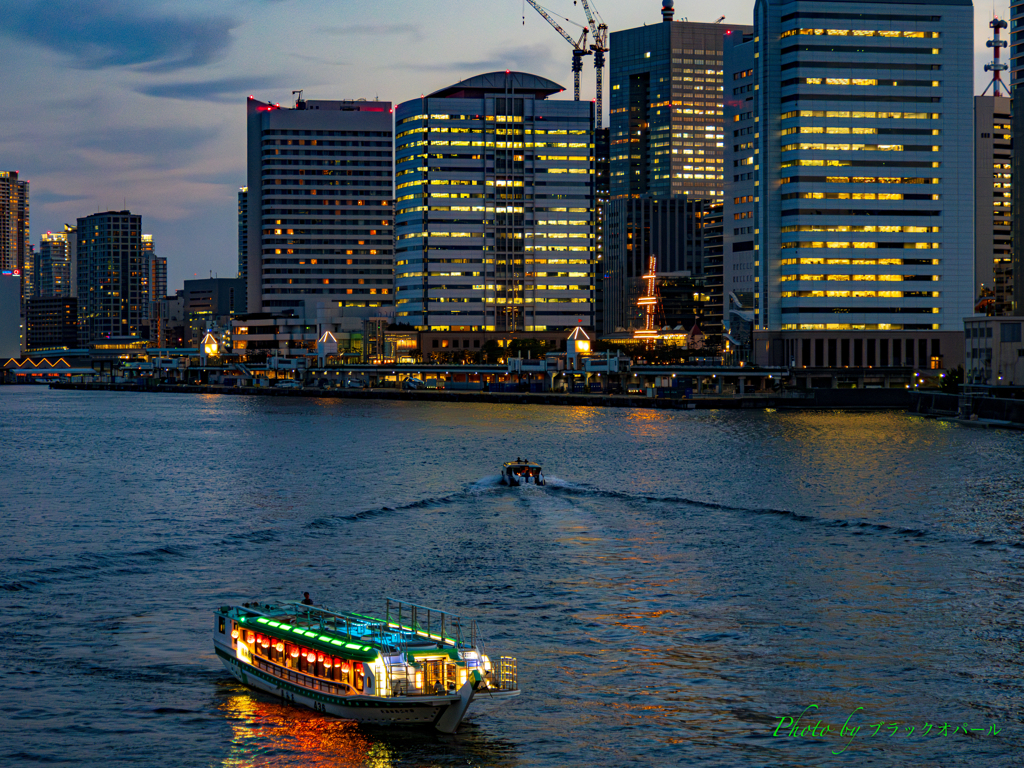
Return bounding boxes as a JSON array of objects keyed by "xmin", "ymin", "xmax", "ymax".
[{"xmin": 1, "ymin": 385, "xmax": 1023, "ymax": 767}]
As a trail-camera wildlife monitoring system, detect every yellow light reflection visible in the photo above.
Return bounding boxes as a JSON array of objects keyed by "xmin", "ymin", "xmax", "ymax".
[{"xmin": 217, "ymin": 691, "xmax": 395, "ymax": 768}]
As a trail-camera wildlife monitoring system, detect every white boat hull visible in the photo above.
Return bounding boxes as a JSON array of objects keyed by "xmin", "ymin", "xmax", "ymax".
[{"xmin": 215, "ymin": 641, "xmax": 519, "ymax": 731}]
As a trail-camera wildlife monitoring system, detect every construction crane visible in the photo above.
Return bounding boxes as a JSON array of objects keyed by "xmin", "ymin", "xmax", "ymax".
[
  {"xmin": 576, "ymin": 0, "xmax": 609, "ymax": 129},
  {"xmin": 525, "ymin": 0, "xmax": 591, "ymax": 101}
]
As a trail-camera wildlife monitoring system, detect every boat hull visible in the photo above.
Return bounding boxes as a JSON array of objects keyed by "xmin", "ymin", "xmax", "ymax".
[{"xmin": 215, "ymin": 642, "xmax": 515, "ymax": 731}]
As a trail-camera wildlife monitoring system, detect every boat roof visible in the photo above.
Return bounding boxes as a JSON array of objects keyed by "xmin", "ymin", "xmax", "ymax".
[
  {"xmin": 218, "ymin": 601, "xmax": 472, "ymax": 663},
  {"xmin": 503, "ymin": 461, "xmax": 542, "ymax": 468}
]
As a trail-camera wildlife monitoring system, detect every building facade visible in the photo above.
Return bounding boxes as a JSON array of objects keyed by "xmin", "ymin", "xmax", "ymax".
[
  {"xmin": 603, "ymin": 196, "xmax": 708, "ymax": 333},
  {"xmin": 964, "ymin": 314, "xmax": 1024, "ymax": 386},
  {"xmin": 245, "ymin": 95, "xmax": 394, "ymax": 319},
  {"xmin": 182, "ymin": 277, "xmax": 246, "ymax": 345},
  {"xmin": 238, "ymin": 186, "xmax": 248, "ymax": 309},
  {"xmin": 0, "ymin": 170, "xmax": 29, "ymax": 309},
  {"xmin": 26, "ymin": 297, "xmax": 78, "ymax": 351},
  {"xmin": 76, "ymin": 210, "xmax": 148, "ymax": 344},
  {"xmin": 394, "ymin": 71, "xmax": 596, "ymax": 342},
  {"xmin": 1011, "ymin": 0, "xmax": 1024, "ymax": 311},
  {"xmin": 974, "ymin": 96, "xmax": 1011, "ymax": 309},
  {"xmin": 37, "ymin": 230, "xmax": 73, "ymax": 298},
  {"xmin": 0, "ymin": 272, "xmax": 22, "ymax": 357},
  {"xmin": 609, "ymin": 4, "xmax": 752, "ymax": 200},
  {"xmin": 727, "ymin": 0, "xmax": 974, "ymax": 371}
]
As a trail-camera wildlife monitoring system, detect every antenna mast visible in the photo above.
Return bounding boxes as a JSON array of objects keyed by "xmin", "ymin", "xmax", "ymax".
[{"xmin": 983, "ymin": 17, "xmax": 1009, "ymax": 96}]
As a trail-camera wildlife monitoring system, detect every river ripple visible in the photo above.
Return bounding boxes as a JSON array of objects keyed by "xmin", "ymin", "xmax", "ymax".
[{"xmin": 0, "ymin": 386, "xmax": 1022, "ymax": 767}]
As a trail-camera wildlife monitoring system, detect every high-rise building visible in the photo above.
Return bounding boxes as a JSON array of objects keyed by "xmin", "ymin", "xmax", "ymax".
[
  {"xmin": 394, "ymin": 71, "xmax": 596, "ymax": 343},
  {"xmin": 245, "ymin": 95, "xmax": 394, "ymax": 319},
  {"xmin": 1011, "ymin": 0, "xmax": 1024, "ymax": 311},
  {"xmin": 237, "ymin": 186, "xmax": 248, "ymax": 308},
  {"xmin": 594, "ymin": 127, "xmax": 610, "ymax": 336},
  {"xmin": 609, "ymin": 3, "xmax": 752, "ymax": 200},
  {"xmin": 974, "ymin": 96, "xmax": 1012, "ymax": 309},
  {"xmin": 0, "ymin": 272, "xmax": 22, "ymax": 357},
  {"xmin": 76, "ymin": 210, "xmax": 148, "ymax": 344},
  {"xmin": 603, "ymin": 196, "xmax": 708, "ymax": 333},
  {"xmin": 0, "ymin": 171, "xmax": 30, "ymax": 309},
  {"xmin": 725, "ymin": 0, "xmax": 973, "ymax": 371},
  {"xmin": 37, "ymin": 230, "xmax": 73, "ymax": 298}
]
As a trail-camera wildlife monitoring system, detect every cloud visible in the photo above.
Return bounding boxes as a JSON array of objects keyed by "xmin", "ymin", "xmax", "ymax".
[
  {"xmin": 393, "ymin": 44, "xmax": 557, "ymax": 75},
  {"xmin": 136, "ymin": 76, "xmax": 287, "ymax": 103},
  {"xmin": 31, "ymin": 190, "xmax": 92, "ymax": 206},
  {"xmin": 0, "ymin": 0, "xmax": 235, "ymax": 72},
  {"xmin": 326, "ymin": 23, "xmax": 417, "ymax": 37},
  {"xmin": 74, "ymin": 126, "xmax": 222, "ymax": 164}
]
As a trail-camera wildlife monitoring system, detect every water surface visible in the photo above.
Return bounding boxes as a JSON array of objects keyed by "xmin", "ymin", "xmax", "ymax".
[{"xmin": 0, "ymin": 386, "xmax": 1021, "ymax": 766}]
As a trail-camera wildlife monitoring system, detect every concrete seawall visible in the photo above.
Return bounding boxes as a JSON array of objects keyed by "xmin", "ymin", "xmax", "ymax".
[{"xmin": 47, "ymin": 381, "xmax": 918, "ymax": 411}]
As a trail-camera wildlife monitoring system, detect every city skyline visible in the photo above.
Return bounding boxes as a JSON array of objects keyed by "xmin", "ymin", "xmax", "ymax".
[{"xmin": 0, "ymin": 0, "xmax": 1009, "ymax": 293}]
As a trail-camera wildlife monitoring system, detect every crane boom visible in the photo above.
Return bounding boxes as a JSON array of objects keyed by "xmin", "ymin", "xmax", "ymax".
[
  {"xmin": 526, "ymin": 0, "xmax": 586, "ymax": 50},
  {"xmin": 576, "ymin": 0, "xmax": 608, "ymax": 129},
  {"xmin": 525, "ymin": 0, "xmax": 590, "ymax": 101},
  {"xmin": 577, "ymin": 0, "xmax": 607, "ymax": 48}
]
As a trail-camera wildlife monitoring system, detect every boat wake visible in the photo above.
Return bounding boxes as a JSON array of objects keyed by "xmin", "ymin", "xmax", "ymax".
[{"xmin": 302, "ymin": 478, "xmax": 1024, "ymax": 554}]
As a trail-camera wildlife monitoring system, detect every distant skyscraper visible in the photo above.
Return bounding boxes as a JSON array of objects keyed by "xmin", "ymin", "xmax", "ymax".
[
  {"xmin": 395, "ymin": 71, "xmax": 596, "ymax": 340},
  {"xmin": 974, "ymin": 96, "xmax": 1012, "ymax": 309},
  {"xmin": 724, "ymin": 0, "xmax": 973, "ymax": 371},
  {"xmin": 245, "ymin": 95, "xmax": 394, "ymax": 318},
  {"xmin": 609, "ymin": 4, "xmax": 752, "ymax": 200},
  {"xmin": 0, "ymin": 170, "xmax": 30, "ymax": 306},
  {"xmin": 38, "ymin": 231, "xmax": 73, "ymax": 298},
  {"xmin": 76, "ymin": 210, "xmax": 147, "ymax": 343},
  {"xmin": 237, "ymin": 186, "xmax": 248, "ymax": 309}
]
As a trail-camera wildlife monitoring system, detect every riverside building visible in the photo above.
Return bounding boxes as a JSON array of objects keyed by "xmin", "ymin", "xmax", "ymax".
[
  {"xmin": 1012, "ymin": 0, "xmax": 1024, "ymax": 310},
  {"xmin": 974, "ymin": 95, "xmax": 1012, "ymax": 310},
  {"xmin": 609, "ymin": 2, "xmax": 752, "ymax": 200},
  {"xmin": 76, "ymin": 210, "xmax": 148, "ymax": 344},
  {"xmin": 244, "ymin": 95, "xmax": 394, "ymax": 319},
  {"xmin": 0, "ymin": 170, "xmax": 29, "ymax": 308},
  {"xmin": 394, "ymin": 71, "xmax": 596, "ymax": 344},
  {"xmin": 725, "ymin": 0, "xmax": 973, "ymax": 371}
]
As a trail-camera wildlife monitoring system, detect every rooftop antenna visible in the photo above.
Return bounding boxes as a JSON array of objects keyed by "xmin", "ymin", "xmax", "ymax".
[{"xmin": 983, "ymin": 16, "xmax": 1009, "ymax": 96}]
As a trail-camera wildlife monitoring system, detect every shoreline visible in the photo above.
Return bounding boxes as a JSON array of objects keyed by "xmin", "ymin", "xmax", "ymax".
[{"xmin": 45, "ymin": 381, "xmax": 910, "ymax": 411}]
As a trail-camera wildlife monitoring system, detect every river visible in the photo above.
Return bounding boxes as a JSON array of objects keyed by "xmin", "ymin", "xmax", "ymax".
[{"xmin": 0, "ymin": 386, "xmax": 1021, "ymax": 767}]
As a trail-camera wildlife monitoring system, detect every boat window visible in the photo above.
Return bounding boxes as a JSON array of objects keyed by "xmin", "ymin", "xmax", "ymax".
[
  {"xmin": 354, "ymin": 661, "xmax": 364, "ymax": 692},
  {"xmin": 218, "ymin": 617, "xmax": 225, "ymax": 634}
]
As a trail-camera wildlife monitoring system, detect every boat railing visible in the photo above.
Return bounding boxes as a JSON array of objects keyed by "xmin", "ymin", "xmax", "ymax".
[
  {"xmin": 384, "ymin": 598, "xmax": 476, "ymax": 651},
  {"xmin": 497, "ymin": 656, "xmax": 518, "ymax": 690}
]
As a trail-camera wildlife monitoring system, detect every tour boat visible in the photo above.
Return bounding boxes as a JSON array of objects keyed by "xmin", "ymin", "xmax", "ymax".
[
  {"xmin": 213, "ymin": 599, "xmax": 520, "ymax": 733},
  {"xmin": 500, "ymin": 460, "xmax": 545, "ymax": 486}
]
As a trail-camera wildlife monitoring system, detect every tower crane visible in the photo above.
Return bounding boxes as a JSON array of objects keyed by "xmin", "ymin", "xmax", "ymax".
[
  {"xmin": 524, "ymin": 0, "xmax": 591, "ymax": 101},
  {"xmin": 576, "ymin": 0, "xmax": 608, "ymax": 129}
]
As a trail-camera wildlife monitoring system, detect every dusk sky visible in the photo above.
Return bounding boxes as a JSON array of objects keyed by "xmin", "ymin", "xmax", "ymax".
[{"xmin": 0, "ymin": 0, "xmax": 1008, "ymax": 292}]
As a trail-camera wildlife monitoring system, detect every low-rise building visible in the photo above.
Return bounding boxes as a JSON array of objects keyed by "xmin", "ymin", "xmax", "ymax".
[{"xmin": 964, "ymin": 315, "xmax": 1024, "ymax": 386}]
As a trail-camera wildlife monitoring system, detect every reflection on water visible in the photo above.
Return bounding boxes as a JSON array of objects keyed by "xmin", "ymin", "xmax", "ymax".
[{"xmin": 219, "ymin": 687, "xmax": 392, "ymax": 768}]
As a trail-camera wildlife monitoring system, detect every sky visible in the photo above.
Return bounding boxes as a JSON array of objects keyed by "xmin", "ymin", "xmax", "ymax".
[{"xmin": 0, "ymin": 0, "xmax": 1010, "ymax": 292}]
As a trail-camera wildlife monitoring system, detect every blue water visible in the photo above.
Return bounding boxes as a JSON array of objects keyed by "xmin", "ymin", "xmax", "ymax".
[{"xmin": 0, "ymin": 385, "xmax": 1022, "ymax": 767}]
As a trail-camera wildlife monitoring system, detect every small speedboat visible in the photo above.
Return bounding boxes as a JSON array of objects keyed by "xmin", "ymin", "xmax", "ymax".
[{"xmin": 501, "ymin": 460, "xmax": 545, "ymax": 486}]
